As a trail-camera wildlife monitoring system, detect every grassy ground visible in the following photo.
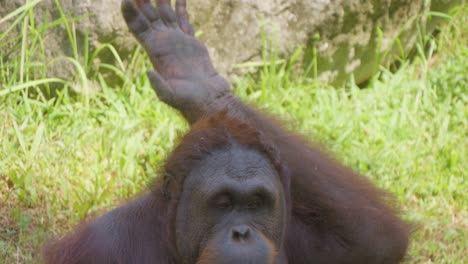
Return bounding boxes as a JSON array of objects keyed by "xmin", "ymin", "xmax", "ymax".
[{"xmin": 1, "ymin": 3, "xmax": 467, "ymax": 264}]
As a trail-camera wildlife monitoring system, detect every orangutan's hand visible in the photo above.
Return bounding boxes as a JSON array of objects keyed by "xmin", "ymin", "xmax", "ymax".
[{"xmin": 122, "ymin": 0, "xmax": 230, "ymax": 123}]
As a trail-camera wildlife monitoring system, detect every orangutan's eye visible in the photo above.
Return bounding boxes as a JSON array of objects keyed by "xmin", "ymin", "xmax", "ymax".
[{"xmin": 214, "ymin": 195, "xmax": 233, "ymax": 210}]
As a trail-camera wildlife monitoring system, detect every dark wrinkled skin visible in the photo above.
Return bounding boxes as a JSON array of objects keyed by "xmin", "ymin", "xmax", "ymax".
[
  {"xmin": 122, "ymin": 0, "xmax": 230, "ymax": 123},
  {"xmin": 175, "ymin": 146, "xmax": 286, "ymax": 264},
  {"xmin": 43, "ymin": 1, "xmax": 411, "ymax": 264}
]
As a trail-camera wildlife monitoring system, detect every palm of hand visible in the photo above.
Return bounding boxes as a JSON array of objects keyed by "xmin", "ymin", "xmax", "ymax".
[
  {"xmin": 143, "ymin": 27, "xmax": 215, "ymax": 81},
  {"xmin": 122, "ymin": 0, "xmax": 229, "ymax": 121}
]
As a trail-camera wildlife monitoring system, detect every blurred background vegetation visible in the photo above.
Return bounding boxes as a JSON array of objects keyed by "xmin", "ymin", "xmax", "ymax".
[{"xmin": 0, "ymin": 2, "xmax": 466, "ymax": 263}]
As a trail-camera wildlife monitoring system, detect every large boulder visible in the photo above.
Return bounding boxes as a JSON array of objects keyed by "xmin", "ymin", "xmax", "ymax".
[
  {"xmin": 0, "ymin": 0, "xmax": 463, "ymax": 85},
  {"xmin": 190, "ymin": 0, "xmax": 462, "ymax": 85}
]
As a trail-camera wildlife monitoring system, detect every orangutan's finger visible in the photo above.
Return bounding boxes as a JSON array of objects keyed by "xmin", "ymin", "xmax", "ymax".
[
  {"xmin": 122, "ymin": 0, "xmax": 152, "ymax": 40},
  {"xmin": 156, "ymin": 0, "xmax": 177, "ymax": 26},
  {"xmin": 140, "ymin": 2, "xmax": 162, "ymax": 26},
  {"xmin": 176, "ymin": 0, "xmax": 194, "ymax": 35},
  {"xmin": 147, "ymin": 70, "xmax": 175, "ymax": 106}
]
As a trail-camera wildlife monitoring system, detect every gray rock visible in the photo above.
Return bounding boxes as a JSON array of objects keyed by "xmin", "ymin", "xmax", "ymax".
[
  {"xmin": 1, "ymin": 0, "xmax": 137, "ymax": 81},
  {"xmin": 189, "ymin": 0, "xmax": 462, "ymax": 85},
  {"xmin": 0, "ymin": 0, "xmax": 463, "ymax": 85}
]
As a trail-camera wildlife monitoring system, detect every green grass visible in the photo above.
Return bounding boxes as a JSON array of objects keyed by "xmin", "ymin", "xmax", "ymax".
[{"xmin": 1, "ymin": 2, "xmax": 467, "ymax": 263}]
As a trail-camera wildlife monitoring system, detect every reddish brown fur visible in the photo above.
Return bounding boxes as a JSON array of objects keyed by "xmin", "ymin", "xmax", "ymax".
[
  {"xmin": 159, "ymin": 110, "xmax": 290, "ymax": 202},
  {"xmin": 44, "ymin": 96, "xmax": 410, "ymax": 263},
  {"xmin": 211, "ymin": 96, "xmax": 411, "ymax": 263}
]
